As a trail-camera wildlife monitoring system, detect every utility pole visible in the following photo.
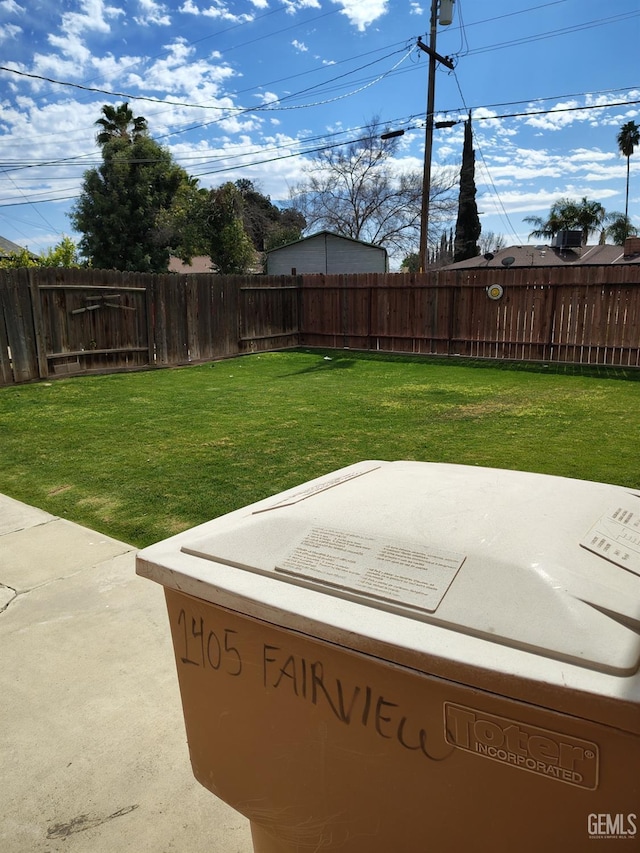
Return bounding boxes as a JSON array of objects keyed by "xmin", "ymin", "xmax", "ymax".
[{"xmin": 418, "ymin": 0, "xmax": 455, "ymax": 272}]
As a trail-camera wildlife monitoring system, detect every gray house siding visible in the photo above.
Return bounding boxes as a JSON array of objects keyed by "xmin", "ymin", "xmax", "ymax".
[{"xmin": 266, "ymin": 231, "xmax": 387, "ymax": 275}]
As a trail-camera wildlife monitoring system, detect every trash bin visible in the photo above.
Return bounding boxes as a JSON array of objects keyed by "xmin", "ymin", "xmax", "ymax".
[{"xmin": 136, "ymin": 461, "xmax": 640, "ymax": 853}]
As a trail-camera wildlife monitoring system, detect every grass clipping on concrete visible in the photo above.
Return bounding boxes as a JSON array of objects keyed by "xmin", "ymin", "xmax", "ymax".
[{"xmin": 1, "ymin": 350, "xmax": 639, "ymax": 547}]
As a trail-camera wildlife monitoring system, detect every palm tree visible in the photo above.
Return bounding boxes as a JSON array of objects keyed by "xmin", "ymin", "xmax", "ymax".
[
  {"xmin": 617, "ymin": 120, "xmax": 640, "ymax": 229},
  {"xmin": 524, "ymin": 210, "xmax": 566, "ymax": 242},
  {"xmin": 524, "ymin": 197, "xmax": 605, "ymax": 245},
  {"xmin": 95, "ymin": 103, "xmax": 148, "ymax": 146},
  {"xmin": 605, "ymin": 212, "xmax": 638, "ymax": 246},
  {"xmin": 570, "ymin": 196, "xmax": 606, "ymax": 245}
]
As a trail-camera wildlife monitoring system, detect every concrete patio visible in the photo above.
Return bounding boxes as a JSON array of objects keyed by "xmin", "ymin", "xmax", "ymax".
[{"xmin": 0, "ymin": 494, "xmax": 254, "ymax": 852}]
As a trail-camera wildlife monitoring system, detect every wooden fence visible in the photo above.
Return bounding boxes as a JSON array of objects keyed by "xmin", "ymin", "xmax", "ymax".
[
  {"xmin": 0, "ymin": 268, "xmax": 299, "ymax": 385},
  {"xmin": 1, "ymin": 264, "xmax": 639, "ymax": 386},
  {"xmin": 299, "ymin": 266, "xmax": 640, "ymax": 366}
]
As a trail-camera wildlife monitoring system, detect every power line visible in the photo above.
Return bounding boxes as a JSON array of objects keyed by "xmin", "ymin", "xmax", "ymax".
[
  {"xmin": 460, "ymin": 10, "xmax": 640, "ymax": 58},
  {"xmin": 0, "ymin": 92, "xmax": 637, "ymax": 197},
  {"xmin": 0, "ymin": 95, "xmax": 634, "ymax": 209},
  {"xmin": 2, "ymin": 8, "xmax": 637, "ymax": 123}
]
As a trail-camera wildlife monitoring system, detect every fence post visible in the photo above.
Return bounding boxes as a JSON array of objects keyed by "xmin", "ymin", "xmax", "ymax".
[
  {"xmin": 28, "ymin": 268, "xmax": 49, "ymax": 379},
  {"xmin": 146, "ymin": 277, "xmax": 155, "ymax": 366}
]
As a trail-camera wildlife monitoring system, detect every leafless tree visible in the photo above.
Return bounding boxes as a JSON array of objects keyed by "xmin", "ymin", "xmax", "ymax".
[
  {"xmin": 290, "ymin": 118, "xmax": 457, "ymax": 258},
  {"xmin": 479, "ymin": 231, "xmax": 506, "ymax": 255}
]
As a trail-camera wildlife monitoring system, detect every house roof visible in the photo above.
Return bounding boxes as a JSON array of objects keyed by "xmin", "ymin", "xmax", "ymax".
[
  {"xmin": 168, "ymin": 255, "xmax": 214, "ymax": 274},
  {"xmin": 266, "ymin": 230, "xmax": 388, "ymax": 257},
  {"xmin": 443, "ymin": 242, "xmax": 640, "ymax": 269},
  {"xmin": 0, "ymin": 235, "xmax": 37, "ymax": 258}
]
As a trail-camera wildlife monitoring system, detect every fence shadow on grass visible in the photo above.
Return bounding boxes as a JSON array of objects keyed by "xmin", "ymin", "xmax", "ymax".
[
  {"xmin": 460, "ymin": 358, "xmax": 640, "ymax": 382},
  {"xmin": 285, "ymin": 348, "xmax": 640, "ymax": 383},
  {"xmin": 278, "ymin": 354, "xmax": 359, "ymax": 377}
]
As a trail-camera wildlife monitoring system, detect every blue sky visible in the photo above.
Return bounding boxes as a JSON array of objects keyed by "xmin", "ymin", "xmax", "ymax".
[{"xmin": 0, "ymin": 0, "xmax": 638, "ymax": 262}]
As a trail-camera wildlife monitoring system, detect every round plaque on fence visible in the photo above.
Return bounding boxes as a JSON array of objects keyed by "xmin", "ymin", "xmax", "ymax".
[{"xmin": 487, "ymin": 284, "xmax": 504, "ymax": 300}]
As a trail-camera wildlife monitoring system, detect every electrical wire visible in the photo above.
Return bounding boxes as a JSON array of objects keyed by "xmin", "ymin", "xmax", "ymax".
[
  {"xmin": 0, "ymin": 91, "xmax": 637, "ymax": 195},
  {"xmin": 461, "ymin": 10, "xmax": 640, "ymax": 58},
  {"xmin": 0, "ymin": 83, "xmax": 636, "ymax": 209},
  {"xmin": 2, "ymin": 8, "xmax": 637, "ymax": 125},
  {"xmin": 1, "ymin": 0, "xmax": 634, "ymax": 243}
]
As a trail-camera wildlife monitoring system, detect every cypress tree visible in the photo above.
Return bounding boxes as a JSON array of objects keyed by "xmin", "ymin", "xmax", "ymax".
[{"xmin": 453, "ymin": 114, "xmax": 481, "ymax": 262}]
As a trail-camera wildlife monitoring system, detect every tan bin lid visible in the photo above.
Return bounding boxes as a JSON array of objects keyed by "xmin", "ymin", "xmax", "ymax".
[{"xmin": 179, "ymin": 462, "xmax": 640, "ymax": 676}]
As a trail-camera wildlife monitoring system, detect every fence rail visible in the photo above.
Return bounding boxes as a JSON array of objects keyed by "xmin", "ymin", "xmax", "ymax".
[{"xmin": 1, "ymin": 265, "xmax": 639, "ymax": 385}]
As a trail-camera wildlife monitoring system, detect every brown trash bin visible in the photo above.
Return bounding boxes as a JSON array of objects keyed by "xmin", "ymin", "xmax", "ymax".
[{"xmin": 136, "ymin": 461, "xmax": 640, "ymax": 852}]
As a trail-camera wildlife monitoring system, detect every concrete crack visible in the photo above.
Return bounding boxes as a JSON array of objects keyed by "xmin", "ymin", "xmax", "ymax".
[{"xmin": 0, "ymin": 583, "xmax": 17, "ymax": 613}]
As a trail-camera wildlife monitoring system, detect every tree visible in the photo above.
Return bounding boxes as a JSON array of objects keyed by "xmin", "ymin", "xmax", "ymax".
[
  {"xmin": 233, "ymin": 179, "xmax": 305, "ymax": 254},
  {"xmin": 617, "ymin": 120, "xmax": 639, "ymax": 230},
  {"xmin": 523, "ymin": 209, "xmax": 567, "ymax": 242},
  {"xmin": 40, "ymin": 236, "xmax": 81, "ymax": 267},
  {"xmin": 95, "ymin": 102, "xmax": 148, "ymax": 145},
  {"xmin": 453, "ymin": 114, "xmax": 481, "ymax": 262},
  {"xmin": 0, "ymin": 247, "xmax": 37, "ymax": 269},
  {"xmin": 290, "ymin": 117, "xmax": 456, "ymax": 259},
  {"xmin": 203, "ymin": 183, "xmax": 256, "ymax": 274},
  {"xmin": 400, "ymin": 252, "xmax": 420, "ymax": 273},
  {"xmin": 157, "ymin": 178, "xmax": 211, "ymax": 263},
  {"xmin": 524, "ymin": 197, "xmax": 606, "ymax": 245},
  {"xmin": 71, "ymin": 104, "xmax": 195, "ymax": 272},
  {"xmin": 479, "ymin": 231, "xmax": 506, "ymax": 255},
  {"xmin": 605, "ymin": 212, "xmax": 638, "ymax": 245},
  {"xmin": 571, "ymin": 197, "xmax": 607, "ymax": 245}
]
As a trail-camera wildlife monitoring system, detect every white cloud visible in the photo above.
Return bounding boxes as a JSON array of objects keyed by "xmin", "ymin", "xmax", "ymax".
[
  {"xmin": 169, "ymin": 132, "xmax": 308, "ymax": 198},
  {"xmin": 474, "ymin": 138, "xmax": 633, "ymax": 218},
  {"xmin": 89, "ymin": 51, "xmax": 146, "ymax": 84},
  {"xmin": 472, "ymin": 107, "xmax": 516, "ymax": 135},
  {"xmin": 255, "ymin": 91, "xmax": 280, "ymax": 105},
  {"xmin": 42, "ymin": 0, "xmax": 124, "ymax": 67},
  {"xmin": 47, "ymin": 33, "xmax": 93, "ymax": 65},
  {"xmin": 292, "ymin": 39, "xmax": 308, "ymax": 52},
  {"xmin": 282, "ymin": 0, "xmax": 321, "ymax": 14},
  {"xmin": 59, "ymin": 0, "xmax": 123, "ymax": 37},
  {"xmin": 523, "ymin": 100, "xmax": 601, "ymax": 132},
  {"xmin": 126, "ymin": 39, "xmax": 237, "ymax": 95},
  {"xmin": 179, "ymin": 0, "xmax": 253, "ymax": 23},
  {"xmin": 410, "ymin": 2, "xmax": 422, "ymax": 15},
  {"xmin": 1, "ymin": 0, "xmax": 25, "ymax": 13},
  {"xmin": 30, "ymin": 51, "xmax": 91, "ymax": 80},
  {"xmin": 568, "ymin": 148, "xmax": 613, "ymax": 163},
  {"xmin": 331, "ymin": 0, "xmax": 388, "ymax": 30},
  {"xmin": 435, "ymin": 144, "xmax": 456, "ymax": 160},
  {"xmin": 0, "ymin": 98, "xmax": 110, "ymax": 212},
  {"xmin": 134, "ymin": 0, "xmax": 171, "ymax": 26},
  {"xmin": 0, "ymin": 23, "xmax": 21, "ymax": 41}
]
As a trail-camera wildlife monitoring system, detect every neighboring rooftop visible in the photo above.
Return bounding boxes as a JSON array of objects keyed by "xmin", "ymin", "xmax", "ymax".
[
  {"xmin": 168, "ymin": 255, "xmax": 214, "ymax": 274},
  {"xmin": 443, "ymin": 236, "xmax": 640, "ymax": 269},
  {"xmin": 0, "ymin": 235, "xmax": 36, "ymax": 258}
]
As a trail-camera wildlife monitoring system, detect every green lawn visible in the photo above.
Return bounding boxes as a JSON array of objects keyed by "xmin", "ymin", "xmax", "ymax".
[{"xmin": 1, "ymin": 349, "xmax": 638, "ymax": 547}]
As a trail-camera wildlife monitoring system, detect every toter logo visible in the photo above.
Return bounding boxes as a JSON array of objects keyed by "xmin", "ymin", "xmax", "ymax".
[{"xmin": 444, "ymin": 703, "xmax": 599, "ymax": 789}]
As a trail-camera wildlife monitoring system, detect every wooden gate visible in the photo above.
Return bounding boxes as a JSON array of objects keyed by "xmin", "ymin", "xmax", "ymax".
[
  {"xmin": 0, "ymin": 268, "xmax": 151, "ymax": 383},
  {"xmin": 36, "ymin": 282, "xmax": 150, "ymax": 376}
]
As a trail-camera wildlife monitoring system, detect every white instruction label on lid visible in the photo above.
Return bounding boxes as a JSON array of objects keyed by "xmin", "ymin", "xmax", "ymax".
[
  {"xmin": 580, "ymin": 503, "xmax": 640, "ymax": 576},
  {"xmin": 276, "ymin": 526, "xmax": 465, "ymax": 613}
]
